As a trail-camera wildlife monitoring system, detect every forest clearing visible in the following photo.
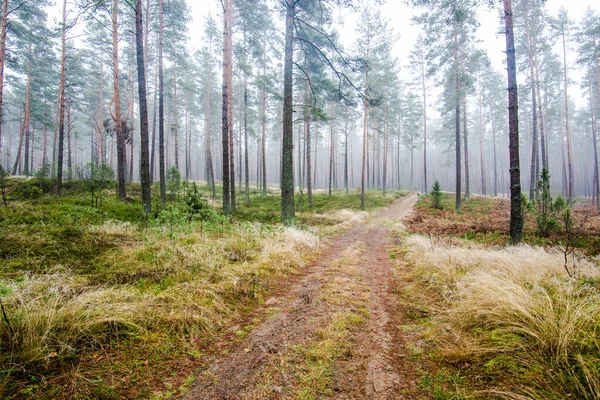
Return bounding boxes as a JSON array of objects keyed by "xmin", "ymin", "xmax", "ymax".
[{"xmin": 1, "ymin": 0, "xmax": 600, "ymax": 398}]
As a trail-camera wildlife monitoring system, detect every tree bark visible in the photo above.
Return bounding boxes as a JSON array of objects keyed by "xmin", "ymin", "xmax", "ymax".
[
  {"xmin": 244, "ymin": 72, "xmax": 249, "ymax": 205},
  {"xmin": 562, "ymin": 28, "xmax": 574, "ymax": 203},
  {"xmin": 422, "ymin": 54, "xmax": 427, "ymax": 193},
  {"xmin": 361, "ymin": 46, "xmax": 369, "ymax": 210},
  {"xmin": 158, "ymin": 0, "xmax": 166, "ymax": 204},
  {"xmin": 56, "ymin": 0, "xmax": 67, "ymax": 195},
  {"xmin": 136, "ymin": 0, "xmax": 151, "ymax": 215},
  {"xmin": 0, "ymin": 0, "xmax": 8, "ymax": 157},
  {"xmin": 344, "ymin": 107, "xmax": 349, "ymax": 195},
  {"xmin": 478, "ymin": 73, "xmax": 485, "ymax": 196},
  {"xmin": 305, "ymin": 82, "xmax": 312, "ymax": 207},
  {"xmin": 454, "ymin": 19, "xmax": 462, "ymax": 211},
  {"xmin": 280, "ymin": 0, "xmax": 295, "ymax": 225},
  {"xmin": 112, "ymin": 0, "xmax": 127, "ymax": 200},
  {"xmin": 24, "ymin": 43, "xmax": 31, "ymax": 177},
  {"xmin": 504, "ymin": 0, "xmax": 523, "ymax": 244},
  {"xmin": 221, "ymin": 0, "xmax": 232, "ymax": 214}
]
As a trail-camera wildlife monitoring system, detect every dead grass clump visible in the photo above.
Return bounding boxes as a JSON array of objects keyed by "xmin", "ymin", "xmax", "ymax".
[
  {"xmin": 403, "ymin": 235, "xmax": 600, "ymax": 399},
  {"xmin": 0, "ymin": 222, "xmax": 320, "ymax": 398}
]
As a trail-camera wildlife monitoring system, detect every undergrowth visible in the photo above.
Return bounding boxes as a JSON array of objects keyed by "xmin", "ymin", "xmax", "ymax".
[
  {"xmin": 0, "ymin": 179, "xmax": 388, "ymax": 399},
  {"xmin": 399, "ymin": 234, "xmax": 600, "ymax": 399}
]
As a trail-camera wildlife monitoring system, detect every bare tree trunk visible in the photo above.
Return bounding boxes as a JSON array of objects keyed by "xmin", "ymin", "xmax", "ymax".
[
  {"xmin": 328, "ymin": 104, "xmax": 334, "ymax": 198},
  {"xmin": 562, "ymin": 30, "xmax": 574, "ymax": 203},
  {"xmin": 244, "ymin": 72, "xmax": 249, "ymax": 205},
  {"xmin": 150, "ymin": 44, "xmax": 158, "ymax": 181},
  {"xmin": 454, "ymin": 19, "xmax": 462, "ymax": 211},
  {"xmin": 111, "ymin": 0, "xmax": 127, "ymax": 200},
  {"xmin": 12, "ymin": 110, "xmax": 24, "ymax": 175},
  {"xmin": 344, "ymin": 107, "xmax": 349, "ymax": 195},
  {"xmin": 422, "ymin": 54, "xmax": 427, "ymax": 192},
  {"xmin": 173, "ymin": 67, "xmax": 179, "ymax": 170},
  {"xmin": 0, "ymin": 0, "xmax": 8, "ymax": 157},
  {"xmin": 136, "ymin": 0, "xmax": 151, "ymax": 215},
  {"xmin": 221, "ymin": 0, "xmax": 232, "ymax": 214},
  {"xmin": 463, "ymin": 96, "xmax": 470, "ymax": 198},
  {"xmin": 97, "ymin": 59, "xmax": 105, "ymax": 165},
  {"xmin": 532, "ymin": 33, "xmax": 547, "ymax": 170},
  {"xmin": 504, "ymin": 0, "xmax": 523, "ymax": 244},
  {"xmin": 67, "ymin": 97, "xmax": 72, "ymax": 178},
  {"xmin": 491, "ymin": 104, "xmax": 498, "ymax": 197},
  {"xmin": 478, "ymin": 73, "xmax": 485, "ymax": 196},
  {"xmin": 158, "ymin": 0, "xmax": 166, "ymax": 204},
  {"xmin": 595, "ymin": 44, "xmax": 600, "ymax": 209},
  {"xmin": 56, "ymin": 0, "xmax": 67, "ymax": 194},
  {"xmin": 281, "ymin": 0, "xmax": 295, "ymax": 225},
  {"xmin": 261, "ymin": 85, "xmax": 267, "ymax": 198},
  {"xmin": 24, "ymin": 44, "xmax": 31, "ymax": 177},
  {"xmin": 305, "ymin": 82, "xmax": 312, "ymax": 207},
  {"xmin": 589, "ymin": 68, "xmax": 599, "ymax": 209},
  {"xmin": 43, "ymin": 100, "xmax": 48, "ymax": 165},
  {"xmin": 129, "ymin": 29, "xmax": 135, "ymax": 183}
]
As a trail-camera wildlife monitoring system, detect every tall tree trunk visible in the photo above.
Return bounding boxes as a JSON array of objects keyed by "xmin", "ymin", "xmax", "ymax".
[
  {"xmin": 129, "ymin": 30, "xmax": 135, "ymax": 183},
  {"xmin": 158, "ymin": 0, "xmax": 166, "ymax": 204},
  {"xmin": 244, "ymin": 72, "xmax": 249, "ymax": 205},
  {"xmin": 281, "ymin": 0, "xmax": 295, "ymax": 225},
  {"xmin": 595, "ymin": 43, "xmax": 600, "ymax": 209},
  {"xmin": 229, "ymin": 79, "xmax": 236, "ymax": 212},
  {"xmin": 221, "ymin": 0, "xmax": 232, "ymax": 214},
  {"xmin": 454, "ymin": 19, "xmax": 462, "ymax": 211},
  {"xmin": 150, "ymin": 43, "xmax": 158, "ymax": 181},
  {"xmin": 328, "ymin": 104, "xmax": 334, "ymax": 198},
  {"xmin": 344, "ymin": 107, "xmax": 349, "ymax": 195},
  {"xmin": 12, "ymin": 109, "xmax": 24, "ymax": 175},
  {"xmin": 504, "ymin": 0, "xmax": 523, "ymax": 244},
  {"xmin": 136, "ymin": 0, "xmax": 151, "ymax": 215},
  {"xmin": 261, "ymin": 86, "xmax": 267, "ymax": 198},
  {"xmin": 305, "ymin": 82, "xmax": 312, "ymax": 207},
  {"xmin": 30, "ymin": 125, "xmax": 34, "ymax": 173},
  {"xmin": 463, "ymin": 96, "xmax": 470, "ymax": 198},
  {"xmin": 173, "ymin": 67, "xmax": 179, "ymax": 170},
  {"xmin": 532, "ymin": 33, "xmax": 547, "ymax": 170},
  {"xmin": 491, "ymin": 104, "xmax": 498, "ymax": 197},
  {"xmin": 43, "ymin": 100, "xmax": 48, "ymax": 165},
  {"xmin": 0, "ymin": 0, "xmax": 8, "ymax": 157},
  {"xmin": 97, "ymin": 59, "xmax": 105, "ymax": 165},
  {"xmin": 479, "ymin": 73, "xmax": 485, "ymax": 196},
  {"xmin": 589, "ymin": 68, "xmax": 599, "ymax": 210},
  {"xmin": 24, "ymin": 44, "xmax": 31, "ymax": 177},
  {"xmin": 67, "ymin": 96, "xmax": 72, "ymax": 178},
  {"xmin": 205, "ymin": 62, "xmax": 215, "ymax": 198},
  {"xmin": 422, "ymin": 55, "xmax": 427, "ymax": 192},
  {"xmin": 56, "ymin": 0, "xmax": 67, "ymax": 194},
  {"xmin": 562, "ymin": 29, "xmax": 574, "ymax": 203},
  {"xmin": 112, "ymin": 0, "xmax": 127, "ymax": 200}
]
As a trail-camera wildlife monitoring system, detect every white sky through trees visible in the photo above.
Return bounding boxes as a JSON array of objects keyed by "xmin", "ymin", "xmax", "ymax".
[{"xmin": 189, "ymin": 0, "xmax": 598, "ymax": 107}]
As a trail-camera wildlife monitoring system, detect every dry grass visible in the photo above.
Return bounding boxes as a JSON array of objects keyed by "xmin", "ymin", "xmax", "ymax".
[
  {"xmin": 0, "ymin": 221, "xmax": 320, "ymax": 398},
  {"xmin": 403, "ymin": 235, "xmax": 600, "ymax": 399}
]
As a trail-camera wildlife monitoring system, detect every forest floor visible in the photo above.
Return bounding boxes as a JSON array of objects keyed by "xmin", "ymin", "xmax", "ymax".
[
  {"xmin": 2, "ymin": 181, "xmax": 600, "ymax": 399},
  {"xmin": 181, "ymin": 194, "xmax": 437, "ymax": 400}
]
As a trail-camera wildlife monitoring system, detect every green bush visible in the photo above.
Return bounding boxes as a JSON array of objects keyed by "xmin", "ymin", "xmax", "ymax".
[
  {"xmin": 431, "ymin": 181, "xmax": 443, "ymax": 210},
  {"xmin": 166, "ymin": 166, "xmax": 181, "ymax": 201},
  {"xmin": 76, "ymin": 162, "xmax": 115, "ymax": 208}
]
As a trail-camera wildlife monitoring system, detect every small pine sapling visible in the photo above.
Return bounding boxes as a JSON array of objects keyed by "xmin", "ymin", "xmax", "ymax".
[
  {"xmin": 431, "ymin": 180, "xmax": 443, "ymax": 210},
  {"xmin": 0, "ymin": 165, "xmax": 8, "ymax": 207}
]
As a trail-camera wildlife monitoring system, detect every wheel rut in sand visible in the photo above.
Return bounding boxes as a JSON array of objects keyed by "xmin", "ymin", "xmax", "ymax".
[{"xmin": 183, "ymin": 194, "xmax": 419, "ymax": 400}]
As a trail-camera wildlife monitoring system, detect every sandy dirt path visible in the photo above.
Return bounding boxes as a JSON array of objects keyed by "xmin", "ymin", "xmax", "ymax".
[{"xmin": 183, "ymin": 194, "xmax": 420, "ymax": 399}]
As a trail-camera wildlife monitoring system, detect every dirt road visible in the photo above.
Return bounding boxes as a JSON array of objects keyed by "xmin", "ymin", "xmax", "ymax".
[{"xmin": 184, "ymin": 194, "xmax": 420, "ymax": 399}]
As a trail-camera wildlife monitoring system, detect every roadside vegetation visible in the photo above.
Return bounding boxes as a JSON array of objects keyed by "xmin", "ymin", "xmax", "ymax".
[
  {"xmin": 0, "ymin": 174, "xmax": 400, "ymax": 399},
  {"xmin": 395, "ymin": 175, "xmax": 600, "ymax": 399}
]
